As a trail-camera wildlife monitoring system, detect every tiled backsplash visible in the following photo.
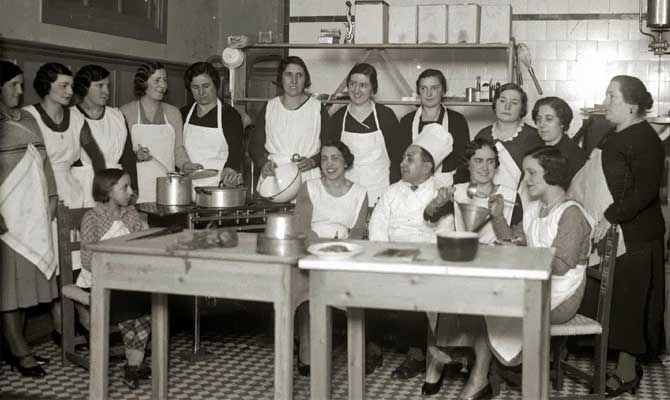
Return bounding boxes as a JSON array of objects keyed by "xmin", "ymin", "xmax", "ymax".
[{"xmin": 288, "ymin": 0, "xmax": 669, "ymax": 136}]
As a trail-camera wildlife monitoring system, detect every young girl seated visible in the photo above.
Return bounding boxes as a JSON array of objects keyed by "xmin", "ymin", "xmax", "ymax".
[{"xmin": 79, "ymin": 168, "xmax": 151, "ymax": 389}]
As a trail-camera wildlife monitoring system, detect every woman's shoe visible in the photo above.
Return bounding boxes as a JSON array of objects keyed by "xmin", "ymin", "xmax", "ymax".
[
  {"xmin": 297, "ymin": 359, "xmax": 310, "ymax": 377},
  {"xmin": 605, "ymin": 365, "xmax": 643, "ymax": 398},
  {"xmin": 458, "ymin": 383, "xmax": 494, "ymax": 400},
  {"xmin": 7, "ymin": 355, "xmax": 47, "ymax": 378},
  {"xmin": 33, "ymin": 355, "xmax": 50, "ymax": 365},
  {"xmin": 421, "ymin": 370, "xmax": 445, "ymax": 396}
]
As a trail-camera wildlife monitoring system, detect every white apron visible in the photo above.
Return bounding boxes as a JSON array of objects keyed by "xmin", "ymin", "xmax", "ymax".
[
  {"xmin": 0, "ymin": 143, "xmax": 57, "ymax": 279},
  {"xmin": 72, "ymin": 106, "xmax": 127, "ymax": 207},
  {"xmin": 341, "ymin": 104, "xmax": 391, "ymax": 206},
  {"xmin": 567, "ymin": 148, "xmax": 626, "ymax": 261},
  {"xmin": 486, "ymin": 200, "xmax": 593, "ymax": 363},
  {"xmin": 452, "ymin": 183, "xmax": 516, "ymax": 244},
  {"xmin": 264, "ymin": 96, "xmax": 322, "ymax": 182},
  {"xmin": 307, "ymin": 179, "xmax": 367, "ymax": 239},
  {"xmin": 184, "ymin": 99, "xmax": 229, "ymax": 189},
  {"xmin": 131, "ymin": 102, "xmax": 176, "ymax": 204},
  {"xmin": 412, "ymin": 107, "xmax": 454, "ymax": 187},
  {"xmin": 75, "ymin": 220, "xmax": 130, "ymax": 288}
]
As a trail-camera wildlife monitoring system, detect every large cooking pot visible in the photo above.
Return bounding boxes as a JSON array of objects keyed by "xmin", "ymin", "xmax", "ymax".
[
  {"xmin": 156, "ymin": 172, "xmax": 192, "ymax": 205},
  {"xmin": 194, "ymin": 184, "xmax": 247, "ymax": 208}
]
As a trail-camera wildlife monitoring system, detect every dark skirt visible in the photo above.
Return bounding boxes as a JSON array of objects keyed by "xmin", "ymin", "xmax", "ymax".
[
  {"xmin": 0, "ymin": 241, "xmax": 58, "ymax": 312},
  {"xmin": 579, "ymin": 239, "xmax": 666, "ymax": 357}
]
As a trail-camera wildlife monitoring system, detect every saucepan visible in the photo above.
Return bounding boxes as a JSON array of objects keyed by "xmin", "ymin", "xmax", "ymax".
[
  {"xmin": 156, "ymin": 172, "xmax": 192, "ymax": 205},
  {"xmin": 194, "ymin": 183, "xmax": 248, "ymax": 208}
]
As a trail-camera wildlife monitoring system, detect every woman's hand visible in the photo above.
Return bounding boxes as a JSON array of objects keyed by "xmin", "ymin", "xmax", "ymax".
[
  {"xmin": 182, "ymin": 162, "xmax": 204, "ymax": 174},
  {"xmin": 136, "ymin": 145, "xmax": 152, "ymax": 162},
  {"xmin": 294, "ymin": 156, "xmax": 316, "ymax": 172},
  {"xmin": 261, "ymin": 160, "xmax": 276, "ymax": 178},
  {"xmin": 488, "ymin": 194, "xmax": 505, "ymax": 218},
  {"xmin": 592, "ymin": 217, "xmax": 612, "ymax": 243},
  {"xmin": 220, "ymin": 167, "xmax": 242, "ymax": 187}
]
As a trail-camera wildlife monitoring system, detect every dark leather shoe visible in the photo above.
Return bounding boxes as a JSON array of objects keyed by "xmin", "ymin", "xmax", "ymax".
[
  {"xmin": 297, "ymin": 359, "xmax": 310, "ymax": 377},
  {"xmin": 421, "ymin": 372, "xmax": 445, "ymax": 396},
  {"xmin": 33, "ymin": 355, "xmax": 50, "ymax": 365},
  {"xmin": 459, "ymin": 383, "xmax": 493, "ymax": 400},
  {"xmin": 391, "ymin": 355, "xmax": 425, "ymax": 380},
  {"xmin": 7, "ymin": 355, "xmax": 47, "ymax": 378},
  {"xmin": 605, "ymin": 365, "xmax": 643, "ymax": 398},
  {"xmin": 365, "ymin": 351, "xmax": 383, "ymax": 375}
]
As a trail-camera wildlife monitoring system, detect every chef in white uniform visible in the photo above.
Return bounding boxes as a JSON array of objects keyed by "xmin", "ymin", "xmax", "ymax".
[
  {"xmin": 71, "ymin": 65, "xmax": 138, "ymax": 206},
  {"xmin": 249, "ymin": 56, "xmax": 327, "ymax": 195},
  {"xmin": 181, "ymin": 62, "xmax": 243, "ymax": 189}
]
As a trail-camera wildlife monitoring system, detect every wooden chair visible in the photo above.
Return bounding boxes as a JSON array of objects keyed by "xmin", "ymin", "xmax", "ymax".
[
  {"xmin": 56, "ymin": 201, "xmax": 123, "ymax": 369},
  {"xmin": 549, "ymin": 225, "xmax": 619, "ymax": 399}
]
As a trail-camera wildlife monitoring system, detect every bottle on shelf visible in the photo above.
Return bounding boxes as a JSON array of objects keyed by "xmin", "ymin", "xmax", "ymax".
[
  {"xmin": 481, "ymin": 80, "xmax": 491, "ymax": 102},
  {"xmin": 475, "ymin": 76, "xmax": 481, "ymax": 102}
]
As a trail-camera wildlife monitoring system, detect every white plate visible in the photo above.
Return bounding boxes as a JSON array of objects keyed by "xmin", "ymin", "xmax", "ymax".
[{"xmin": 307, "ymin": 242, "xmax": 363, "ymax": 260}]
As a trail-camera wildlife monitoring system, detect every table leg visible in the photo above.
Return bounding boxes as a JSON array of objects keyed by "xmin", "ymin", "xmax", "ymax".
[
  {"xmin": 178, "ymin": 296, "xmax": 213, "ymax": 361},
  {"xmin": 89, "ymin": 283, "xmax": 110, "ymax": 400},
  {"xmin": 522, "ymin": 279, "xmax": 550, "ymax": 400},
  {"xmin": 274, "ymin": 296, "xmax": 294, "ymax": 400},
  {"xmin": 347, "ymin": 308, "xmax": 365, "ymax": 400},
  {"xmin": 152, "ymin": 293, "xmax": 169, "ymax": 400},
  {"xmin": 310, "ymin": 295, "xmax": 332, "ymax": 400}
]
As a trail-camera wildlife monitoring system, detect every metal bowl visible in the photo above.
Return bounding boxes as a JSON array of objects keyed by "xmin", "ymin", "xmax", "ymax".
[
  {"xmin": 256, "ymin": 234, "xmax": 306, "ymax": 256},
  {"xmin": 457, "ymin": 202, "xmax": 491, "ymax": 232}
]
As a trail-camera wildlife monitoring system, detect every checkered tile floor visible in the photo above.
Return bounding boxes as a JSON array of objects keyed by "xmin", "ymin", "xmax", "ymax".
[{"xmin": 1, "ymin": 330, "xmax": 668, "ymax": 400}]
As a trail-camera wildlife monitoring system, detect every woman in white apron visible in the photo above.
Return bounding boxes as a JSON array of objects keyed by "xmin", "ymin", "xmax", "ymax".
[
  {"xmin": 428, "ymin": 147, "xmax": 593, "ymax": 399},
  {"xmin": 474, "ymin": 83, "xmax": 544, "ymax": 209},
  {"xmin": 72, "ymin": 65, "xmax": 138, "ymax": 207},
  {"xmin": 399, "ymin": 69, "xmax": 470, "ymax": 188},
  {"xmin": 293, "ymin": 140, "xmax": 368, "ymax": 376},
  {"xmin": 249, "ymin": 56, "xmax": 327, "ymax": 195},
  {"xmin": 121, "ymin": 61, "xmax": 196, "ymax": 204},
  {"xmin": 328, "ymin": 63, "xmax": 403, "ymax": 206},
  {"xmin": 181, "ymin": 62, "xmax": 244, "ymax": 189},
  {"xmin": 1, "ymin": 62, "xmax": 59, "ymax": 377}
]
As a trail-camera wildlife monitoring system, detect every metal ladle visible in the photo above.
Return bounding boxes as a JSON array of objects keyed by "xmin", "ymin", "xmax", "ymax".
[{"xmin": 466, "ymin": 183, "xmax": 519, "ymax": 206}]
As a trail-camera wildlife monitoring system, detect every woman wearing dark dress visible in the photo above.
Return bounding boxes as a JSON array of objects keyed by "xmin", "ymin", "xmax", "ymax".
[
  {"xmin": 327, "ymin": 63, "xmax": 402, "ymax": 206},
  {"xmin": 475, "ymin": 83, "xmax": 543, "ymax": 202},
  {"xmin": 531, "ymin": 96, "xmax": 587, "ymax": 182},
  {"xmin": 570, "ymin": 75, "xmax": 665, "ymax": 397}
]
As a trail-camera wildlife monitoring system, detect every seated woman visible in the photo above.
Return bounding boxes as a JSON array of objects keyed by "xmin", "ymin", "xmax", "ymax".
[
  {"xmin": 421, "ymin": 146, "xmax": 593, "ymax": 399},
  {"xmin": 293, "ymin": 140, "xmax": 368, "ymax": 375},
  {"xmin": 79, "ymin": 169, "xmax": 151, "ymax": 389}
]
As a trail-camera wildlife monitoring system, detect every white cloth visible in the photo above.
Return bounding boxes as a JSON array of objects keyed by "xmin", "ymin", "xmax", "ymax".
[
  {"xmin": 486, "ymin": 200, "xmax": 593, "ymax": 363},
  {"xmin": 265, "ymin": 96, "xmax": 322, "ymax": 182},
  {"xmin": 0, "ymin": 144, "xmax": 57, "ymax": 279},
  {"xmin": 306, "ymin": 178, "xmax": 367, "ymax": 239},
  {"xmin": 413, "ymin": 124, "xmax": 453, "ymax": 171},
  {"xmin": 131, "ymin": 102, "xmax": 176, "ymax": 204},
  {"xmin": 449, "ymin": 183, "xmax": 516, "ymax": 244},
  {"xmin": 184, "ymin": 99, "xmax": 229, "ymax": 189},
  {"xmin": 368, "ymin": 177, "xmax": 439, "ymax": 243},
  {"xmin": 24, "ymin": 105, "xmax": 86, "ymax": 208},
  {"xmin": 341, "ymin": 103, "xmax": 391, "ymax": 206},
  {"xmin": 71, "ymin": 106, "xmax": 128, "ymax": 207},
  {"xmin": 567, "ymin": 148, "xmax": 626, "ymax": 261},
  {"xmin": 411, "ymin": 107, "xmax": 454, "ymax": 186},
  {"xmin": 75, "ymin": 220, "xmax": 130, "ymax": 288}
]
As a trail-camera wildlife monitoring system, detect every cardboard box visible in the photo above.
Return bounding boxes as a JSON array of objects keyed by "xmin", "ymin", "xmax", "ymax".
[
  {"xmin": 389, "ymin": 5, "xmax": 418, "ymax": 44},
  {"xmin": 418, "ymin": 4, "xmax": 448, "ymax": 44},
  {"xmin": 480, "ymin": 5, "xmax": 511, "ymax": 43},
  {"xmin": 355, "ymin": 0, "xmax": 389, "ymax": 44},
  {"xmin": 448, "ymin": 4, "xmax": 481, "ymax": 44}
]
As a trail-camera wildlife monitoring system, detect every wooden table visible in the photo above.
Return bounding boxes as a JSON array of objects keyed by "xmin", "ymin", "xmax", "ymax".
[
  {"xmin": 86, "ymin": 231, "xmax": 309, "ymax": 400},
  {"xmin": 299, "ymin": 241, "xmax": 554, "ymax": 400}
]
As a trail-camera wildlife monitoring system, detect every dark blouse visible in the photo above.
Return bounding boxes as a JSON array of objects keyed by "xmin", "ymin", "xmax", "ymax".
[
  {"xmin": 475, "ymin": 123, "xmax": 544, "ymax": 169},
  {"xmin": 554, "ymin": 134, "xmax": 587, "ymax": 182},
  {"xmin": 601, "ymin": 120, "xmax": 665, "ymax": 244},
  {"xmin": 180, "ymin": 102, "xmax": 244, "ymax": 172},
  {"xmin": 327, "ymin": 103, "xmax": 403, "ymax": 184},
  {"xmin": 398, "ymin": 107, "xmax": 470, "ymax": 175}
]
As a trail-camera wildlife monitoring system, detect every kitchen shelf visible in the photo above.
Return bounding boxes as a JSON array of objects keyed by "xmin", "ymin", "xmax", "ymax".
[
  {"xmin": 236, "ymin": 96, "xmax": 493, "ymax": 107},
  {"xmin": 245, "ymin": 43, "xmax": 512, "ymax": 50}
]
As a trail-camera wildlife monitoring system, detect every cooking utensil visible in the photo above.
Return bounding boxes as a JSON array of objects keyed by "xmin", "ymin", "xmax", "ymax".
[
  {"xmin": 194, "ymin": 185, "xmax": 247, "ymax": 208},
  {"xmin": 257, "ymin": 162, "xmax": 302, "ymax": 203},
  {"xmin": 517, "ymin": 43, "xmax": 542, "ymax": 95},
  {"xmin": 256, "ymin": 234, "xmax": 306, "ymax": 256},
  {"xmin": 156, "ymin": 173, "xmax": 192, "ymax": 206},
  {"xmin": 129, "ymin": 225, "xmax": 184, "ymax": 241},
  {"xmin": 466, "ymin": 187, "xmax": 520, "ymax": 206},
  {"xmin": 457, "ymin": 202, "xmax": 491, "ymax": 232},
  {"xmin": 264, "ymin": 213, "xmax": 298, "ymax": 239}
]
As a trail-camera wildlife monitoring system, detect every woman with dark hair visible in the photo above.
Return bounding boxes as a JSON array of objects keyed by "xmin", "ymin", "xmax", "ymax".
[
  {"xmin": 293, "ymin": 139, "xmax": 368, "ymax": 376},
  {"xmin": 327, "ymin": 63, "xmax": 402, "ymax": 206},
  {"xmin": 475, "ymin": 83, "xmax": 543, "ymax": 205},
  {"xmin": 569, "ymin": 75, "xmax": 665, "ymax": 397},
  {"xmin": 399, "ymin": 69, "xmax": 470, "ymax": 188},
  {"xmin": 71, "ymin": 64, "xmax": 137, "ymax": 206},
  {"xmin": 0, "ymin": 61, "xmax": 59, "ymax": 377},
  {"xmin": 180, "ymin": 61, "xmax": 243, "ymax": 188},
  {"xmin": 121, "ymin": 61, "xmax": 195, "ymax": 203},
  {"xmin": 24, "ymin": 62, "xmax": 88, "ymax": 208},
  {"xmin": 532, "ymin": 96, "xmax": 586, "ymax": 182},
  {"xmin": 249, "ymin": 56, "xmax": 328, "ymax": 194}
]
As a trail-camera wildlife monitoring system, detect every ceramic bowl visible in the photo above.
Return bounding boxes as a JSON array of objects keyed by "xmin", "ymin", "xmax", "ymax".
[
  {"xmin": 258, "ymin": 162, "xmax": 302, "ymax": 203},
  {"xmin": 436, "ymin": 231, "xmax": 479, "ymax": 261}
]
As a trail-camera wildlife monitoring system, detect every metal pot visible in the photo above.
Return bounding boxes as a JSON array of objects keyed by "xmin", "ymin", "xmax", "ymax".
[
  {"xmin": 264, "ymin": 213, "xmax": 298, "ymax": 239},
  {"xmin": 156, "ymin": 172, "xmax": 192, "ymax": 205},
  {"xmin": 194, "ymin": 185, "xmax": 247, "ymax": 208}
]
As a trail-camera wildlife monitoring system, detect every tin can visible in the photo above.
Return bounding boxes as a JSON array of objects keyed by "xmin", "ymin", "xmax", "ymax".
[{"xmin": 466, "ymin": 88, "xmax": 476, "ymax": 102}]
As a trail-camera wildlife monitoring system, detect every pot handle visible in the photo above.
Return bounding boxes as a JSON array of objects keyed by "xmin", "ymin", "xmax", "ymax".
[{"xmin": 194, "ymin": 186, "xmax": 212, "ymax": 195}]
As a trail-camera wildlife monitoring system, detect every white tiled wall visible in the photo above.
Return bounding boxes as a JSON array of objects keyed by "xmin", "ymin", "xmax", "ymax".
[{"xmin": 289, "ymin": 0, "xmax": 669, "ymax": 136}]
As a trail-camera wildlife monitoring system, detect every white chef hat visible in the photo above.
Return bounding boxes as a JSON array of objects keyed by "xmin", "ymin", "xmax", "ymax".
[{"xmin": 412, "ymin": 123, "xmax": 454, "ymax": 167}]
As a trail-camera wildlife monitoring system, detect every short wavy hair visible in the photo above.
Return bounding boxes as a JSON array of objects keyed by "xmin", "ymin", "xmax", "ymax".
[
  {"xmin": 347, "ymin": 63, "xmax": 378, "ymax": 94},
  {"xmin": 463, "ymin": 138, "xmax": 500, "ymax": 169},
  {"xmin": 524, "ymin": 146, "xmax": 571, "ymax": 190},
  {"xmin": 416, "ymin": 69, "xmax": 447, "ymax": 95},
  {"xmin": 492, "ymin": 82, "xmax": 528, "ymax": 118},
  {"xmin": 133, "ymin": 61, "xmax": 165, "ymax": 98},
  {"xmin": 184, "ymin": 61, "xmax": 220, "ymax": 90},
  {"xmin": 74, "ymin": 64, "xmax": 110, "ymax": 99},
  {"xmin": 320, "ymin": 139, "xmax": 355, "ymax": 170},
  {"xmin": 33, "ymin": 63, "xmax": 72, "ymax": 98},
  {"xmin": 532, "ymin": 96, "xmax": 573, "ymax": 132}
]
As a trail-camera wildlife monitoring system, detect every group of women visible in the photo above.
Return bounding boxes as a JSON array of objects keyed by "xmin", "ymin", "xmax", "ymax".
[{"xmin": 0, "ymin": 53, "xmax": 665, "ymax": 399}]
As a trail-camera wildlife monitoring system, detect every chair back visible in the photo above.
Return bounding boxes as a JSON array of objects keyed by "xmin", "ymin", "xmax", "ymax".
[
  {"xmin": 56, "ymin": 201, "xmax": 92, "ymax": 288},
  {"xmin": 590, "ymin": 225, "xmax": 619, "ymax": 333}
]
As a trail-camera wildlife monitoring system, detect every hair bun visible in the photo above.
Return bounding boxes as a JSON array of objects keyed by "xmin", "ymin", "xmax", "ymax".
[{"xmin": 642, "ymin": 91, "xmax": 654, "ymax": 110}]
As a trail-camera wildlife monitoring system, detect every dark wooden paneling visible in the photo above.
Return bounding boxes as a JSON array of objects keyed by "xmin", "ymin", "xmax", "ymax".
[{"xmin": 0, "ymin": 38, "xmax": 188, "ymax": 108}]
